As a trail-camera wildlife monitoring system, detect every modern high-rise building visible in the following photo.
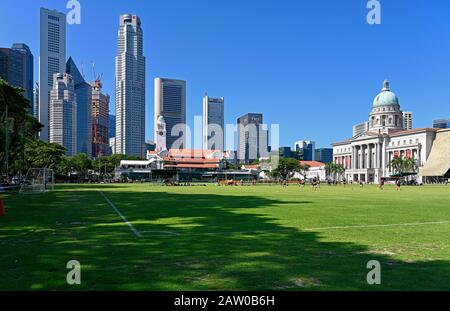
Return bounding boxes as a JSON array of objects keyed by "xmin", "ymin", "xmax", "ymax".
[
  {"xmin": 49, "ymin": 73, "xmax": 76, "ymax": 156},
  {"xmin": 403, "ymin": 111, "xmax": 413, "ymax": 130},
  {"xmin": 315, "ymin": 148, "xmax": 333, "ymax": 163},
  {"xmin": 91, "ymin": 79, "xmax": 110, "ymax": 158},
  {"xmin": 279, "ymin": 146, "xmax": 299, "ymax": 159},
  {"xmin": 0, "ymin": 44, "xmax": 33, "ymax": 113},
  {"xmin": 108, "ymin": 114, "xmax": 116, "ymax": 139},
  {"xmin": 202, "ymin": 94, "xmax": 224, "ymax": 151},
  {"xmin": 294, "ymin": 140, "xmax": 316, "ymax": 161},
  {"xmin": 0, "ymin": 48, "xmax": 22, "ymax": 86},
  {"xmin": 39, "ymin": 8, "xmax": 66, "ymax": 142},
  {"xmin": 237, "ymin": 113, "xmax": 269, "ymax": 164},
  {"xmin": 11, "ymin": 44, "xmax": 34, "ymax": 112},
  {"xmin": 352, "ymin": 121, "xmax": 369, "ymax": 137},
  {"xmin": 66, "ymin": 57, "xmax": 92, "ymax": 156},
  {"xmin": 115, "ymin": 14, "xmax": 146, "ymax": 157},
  {"xmin": 433, "ymin": 118, "xmax": 450, "ymax": 129},
  {"xmin": 154, "ymin": 78, "xmax": 186, "ymax": 150},
  {"xmin": 108, "ymin": 114, "xmax": 116, "ymax": 154},
  {"xmin": 33, "ymin": 83, "xmax": 39, "ymax": 120}
]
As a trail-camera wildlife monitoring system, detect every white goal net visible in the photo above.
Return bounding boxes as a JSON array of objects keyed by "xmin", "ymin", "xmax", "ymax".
[{"xmin": 20, "ymin": 168, "xmax": 54, "ymax": 194}]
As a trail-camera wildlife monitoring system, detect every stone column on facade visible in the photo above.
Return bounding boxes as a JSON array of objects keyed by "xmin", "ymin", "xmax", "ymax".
[
  {"xmin": 381, "ymin": 138, "xmax": 386, "ymax": 177},
  {"xmin": 362, "ymin": 144, "xmax": 366, "ymax": 181},
  {"xmin": 373, "ymin": 144, "xmax": 376, "ymax": 169}
]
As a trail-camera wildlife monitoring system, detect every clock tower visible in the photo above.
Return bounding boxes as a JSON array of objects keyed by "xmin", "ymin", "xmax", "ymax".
[{"xmin": 155, "ymin": 115, "xmax": 167, "ymax": 152}]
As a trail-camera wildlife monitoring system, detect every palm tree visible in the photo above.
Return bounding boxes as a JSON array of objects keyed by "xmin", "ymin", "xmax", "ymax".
[
  {"xmin": 389, "ymin": 156, "xmax": 405, "ymax": 175},
  {"xmin": 325, "ymin": 162, "xmax": 334, "ymax": 179},
  {"xmin": 336, "ymin": 164, "xmax": 345, "ymax": 181},
  {"xmin": 403, "ymin": 157, "xmax": 418, "ymax": 173}
]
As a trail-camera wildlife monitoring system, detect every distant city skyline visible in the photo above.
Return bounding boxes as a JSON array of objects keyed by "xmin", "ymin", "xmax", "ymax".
[{"xmin": 1, "ymin": 1, "xmax": 450, "ymax": 148}]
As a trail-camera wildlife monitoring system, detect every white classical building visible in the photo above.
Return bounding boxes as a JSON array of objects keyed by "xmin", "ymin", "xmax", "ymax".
[{"xmin": 332, "ymin": 80, "xmax": 449, "ymax": 184}]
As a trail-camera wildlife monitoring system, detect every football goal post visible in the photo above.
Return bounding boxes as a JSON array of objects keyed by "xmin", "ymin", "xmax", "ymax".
[{"xmin": 20, "ymin": 168, "xmax": 55, "ymax": 194}]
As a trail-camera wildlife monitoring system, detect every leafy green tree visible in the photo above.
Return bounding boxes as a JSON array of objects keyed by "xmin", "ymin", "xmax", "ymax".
[
  {"xmin": 0, "ymin": 79, "xmax": 42, "ymax": 178},
  {"xmin": 403, "ymin": 157, "xmax": 418, "ymax": 173},
  {"xmin": 389, "ymin": 156, "xmax": 405, "ymax": 175},
  {"xmin": 389, "ymin": 156, "xmax": 418, "ymax": 175},
  {"xmin": 23, "ymin": 139, "xmax": 66, "ymax": 171},
  {"xmin": 69, "ymin": 153, "xmax": 92, "ymax": 181},
  {"xmin": 325, "ymin": 162, "xmax": 345, "ymax": 181},
  {"xmin": 272, "ymin": 158, "xmax": 308, "ymax": 181}
]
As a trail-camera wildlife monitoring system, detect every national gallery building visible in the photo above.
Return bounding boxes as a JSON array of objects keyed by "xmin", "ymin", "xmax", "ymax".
[{"xmin": 332, "ymin": 80, "xmax": 450, "ymax": 184}]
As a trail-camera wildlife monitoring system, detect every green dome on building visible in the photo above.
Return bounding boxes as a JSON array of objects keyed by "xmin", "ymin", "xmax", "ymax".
[{"xmin": 372, "ymin": 80, "xmax": 399, "ymax": 108}]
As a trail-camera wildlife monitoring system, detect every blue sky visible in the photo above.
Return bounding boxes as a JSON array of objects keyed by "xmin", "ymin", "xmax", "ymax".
[{"xmin": 1, "ymin": 0, "xmax": 450, "ymax": 149}]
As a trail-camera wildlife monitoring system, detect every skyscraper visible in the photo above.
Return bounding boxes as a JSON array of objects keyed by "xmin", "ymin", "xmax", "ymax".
[
  {"xmin": 66, "ymin": 57, "xmax": 92, "ymax": 156},
  {"xmin": 352, "ymin": 121, "xmax": 369, "ymax": 137},
  {"xmin": 0, "ymin": 44, "xmax": 33, "ymax": 113},
  {"xmin": 91, "ymin": 79, "xmax": 110, "ymax": 157},
  {"xmin": 11, "ymin": 43, "xmax": 34, "ymax": 113},
  {"xmin": 39, "ymin": 8, "xmax": 66, "ymax": 142},
  {"xmin": 202, "ymin": 94, "xmax": 224, "ymax": 151},
  {"xmin": 315, "ymin": 148, "xmax": 333, "ymax": 163},
  {"xmin": 237, "ymin": 113, "xmax": 268, "ymax": 164},
  {"xmin": 49, "ymin": 73, "xmax": 76, "ymax": 156},
  {"xmin": 294, "ymin": 140, "xmax": 316, "ymax": 161},
  {"xmin": 108, "ymin": 114, "xmax": 116, "ymax": 139},
  {"xmin": 154, "ymin": 78, "xmax": 186, "ymax": 150},
  {"xmin": 0, "ymin": 48, "xmax": 22, "ymax": 87},
  {"xmin": 433, "ymin": 118, "xmax": 450, "ymax": 129},
  {"xmin": 33, "ymin": 83, "xmax": 39, "ymax": 120},
  {"xmin": 115, "ymin": 14, "xmax": 146, "ymax": 157},
  {"xmin": 403, "ymin": 111, "xmax": 413, "ymax": 130}
]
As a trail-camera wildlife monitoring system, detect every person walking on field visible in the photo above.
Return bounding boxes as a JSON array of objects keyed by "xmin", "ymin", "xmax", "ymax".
[
  {"xmin": 396, "ymin": 178, "xmax": 401, "ymax": 191},
  {"xmin": 379, "ymin": 179, "xmax": 385, "ymax": 190}
]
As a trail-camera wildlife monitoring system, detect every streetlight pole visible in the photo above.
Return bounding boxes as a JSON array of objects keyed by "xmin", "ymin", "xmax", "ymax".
[{"xmin": 5, "ymin": 105, "xmax": 9, "ymax": 183}]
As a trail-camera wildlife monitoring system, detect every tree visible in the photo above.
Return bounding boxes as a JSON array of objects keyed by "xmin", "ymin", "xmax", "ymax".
[
  {"xmin": 336, "ymin": 164, "xmax": 345, "ymax": 180},
  {"xmin": 297, "ymin": 162, "xmax": 311, "ymax": 180},
  {"xmin": 23, "ymin": 139, "xmax": 66, "ymax": 172},
  {"xmin": 272, "ymin": 158, "xmax": 308, "ymax": 181},
  {"xmin": 389, "ymin": 156, "xmax": 405, "ymax": 175},
  {"xmin": 325, "ymin": 162, "xmax": 335, "ymax": 179},
  {"xmin": 325, "ymin": 162, "xmax": 345, "ymax": 181},
  {"xmin": 68, "ymin": 153, "xmax": 92, "ymax": 181},
  {"xmin": 403, "ymin": 157, "xmax": 418, "ymax": 173},
  {"xmin": 0, "ymin": 79, "xmax": 42, "ymax": 179},
  {"xmin": 389, "ymin": 156, "xmax": 418, "ymax": 175}
]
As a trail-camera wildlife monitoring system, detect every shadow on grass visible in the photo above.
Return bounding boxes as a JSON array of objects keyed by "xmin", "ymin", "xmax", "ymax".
[{"xmin": 1, "ymin": 188, "xmax": 449, "ymax": 290}]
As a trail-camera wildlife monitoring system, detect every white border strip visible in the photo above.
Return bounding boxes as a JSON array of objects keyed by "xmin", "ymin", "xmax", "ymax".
[
  {"xmin": 304, "ymin": 220, "xmax": 450, "ymax": 231},
  {"xmin": 99, "ymin": 191, "xmax": 142, "ymax": 238},
  {"xmin": 139, "ymin": 221, "xmax": 450, "ymax": 237}
]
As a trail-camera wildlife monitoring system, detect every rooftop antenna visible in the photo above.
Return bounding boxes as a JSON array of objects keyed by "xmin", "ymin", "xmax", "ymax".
[
  {"xmin": 92, "ymin": 62, "xmax": 96, "ymax": 82},
  {"xmin": 81, "ymin": 62, "xmax": 85, "ymax": 79}
]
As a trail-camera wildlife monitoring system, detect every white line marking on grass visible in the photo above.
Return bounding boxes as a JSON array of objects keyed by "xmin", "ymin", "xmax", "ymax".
[
  {"xmin": 303, "ymin": 221, "xmax": 450, "ymax": 231},
  {"xmin": 139, "ymin": 221, "xmax": 450, "ymax": 237},
  {"xmin": 140, "ymin": 230, "xmax": 181, "ymax": 236},
  {"xmin": 99, "ymin": 191, "xmax": 142, "ymax": 238}
]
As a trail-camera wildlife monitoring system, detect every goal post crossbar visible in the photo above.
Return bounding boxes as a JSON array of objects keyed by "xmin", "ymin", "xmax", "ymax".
[{"xmin": 19, "ymin": 168, "xmax": 55, "ymax": 194}]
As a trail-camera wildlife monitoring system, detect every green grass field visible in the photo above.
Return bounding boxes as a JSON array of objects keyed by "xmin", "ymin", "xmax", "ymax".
[{"xmin": 1, "ymin": 183, "xmax": 449, "ymax": 290}]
